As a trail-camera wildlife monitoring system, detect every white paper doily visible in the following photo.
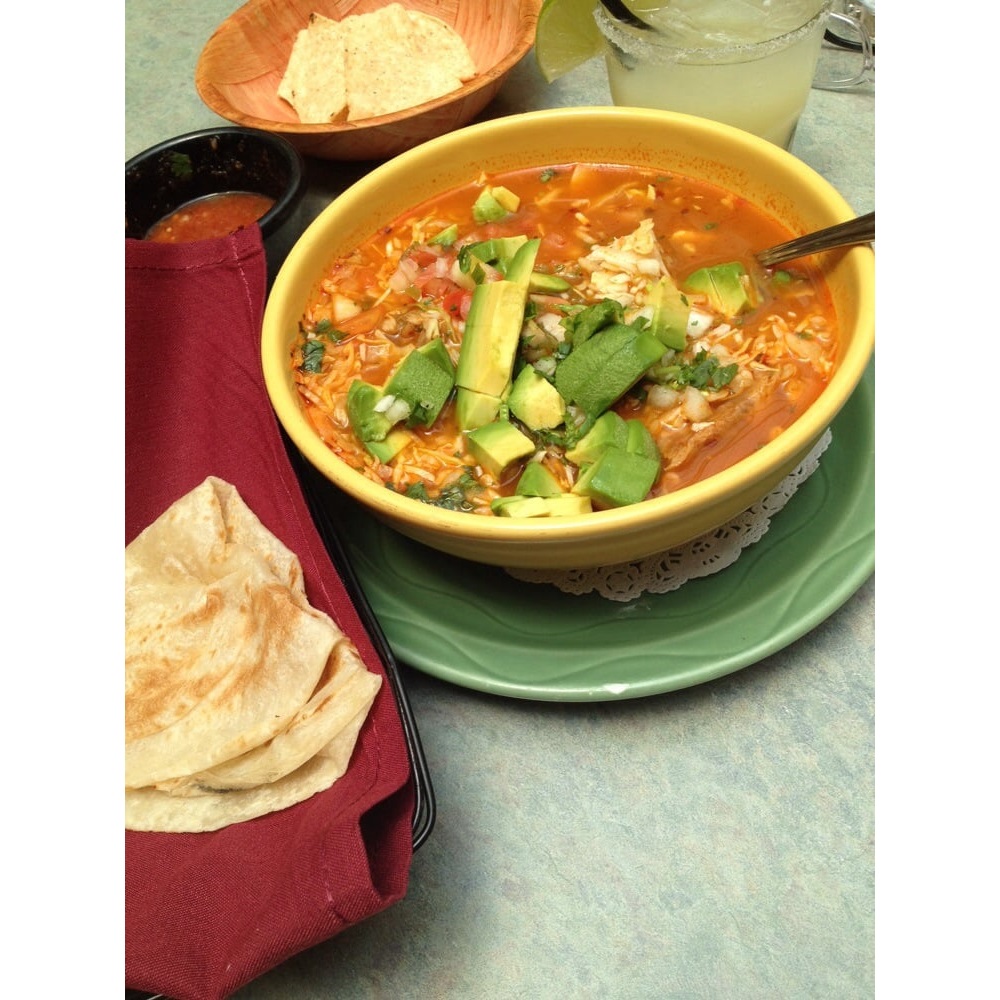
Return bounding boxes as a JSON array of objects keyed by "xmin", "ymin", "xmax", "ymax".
[{"xmin": 505, "ymin": 429, "xmax": 833, "ymax": 603}]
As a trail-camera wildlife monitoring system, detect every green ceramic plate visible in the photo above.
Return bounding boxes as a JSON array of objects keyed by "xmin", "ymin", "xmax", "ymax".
[{"xmin": 330, "ymin": 362, "xmax": 874, "ymax": 702}]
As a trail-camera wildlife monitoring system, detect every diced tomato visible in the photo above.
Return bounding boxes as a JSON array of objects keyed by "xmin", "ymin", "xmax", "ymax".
[
  {"xmin": 415, "ymin": 275, "xmax": 460, "ymax": 300},
  {"xmin": 442, "ymin": 288, "xmax": 473, "ymax": 320}
]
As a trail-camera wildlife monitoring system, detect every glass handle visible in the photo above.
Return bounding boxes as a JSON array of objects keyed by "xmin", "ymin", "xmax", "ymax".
[{"xmin": 814, "ymin": 11, "xmax": 874, "ymax": 90}]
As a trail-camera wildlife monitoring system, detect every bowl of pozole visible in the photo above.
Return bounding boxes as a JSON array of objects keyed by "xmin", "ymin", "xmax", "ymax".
[{"xmin": 262, "ymin": 107, "xmax": 875, "ymax": 569}]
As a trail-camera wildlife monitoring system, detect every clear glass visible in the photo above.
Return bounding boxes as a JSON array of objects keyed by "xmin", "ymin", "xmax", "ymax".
[
  {"xmin": 813, "ymin": 2, "xmax": 874, "ymax": 90},
  {"xmin": 594, "ymin": 0, "xmax": 873, "ymax": 148}
]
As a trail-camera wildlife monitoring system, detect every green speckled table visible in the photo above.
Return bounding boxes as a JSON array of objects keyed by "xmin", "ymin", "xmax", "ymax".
[{"xmin": 126, "ymin": 4, "xmax": 874, "ymax": 996}]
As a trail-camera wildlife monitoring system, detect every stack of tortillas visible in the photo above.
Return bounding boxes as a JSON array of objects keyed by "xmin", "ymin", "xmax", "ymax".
[
  {"xmin": 125, "ymin": 476, "xmax": 382, "ymax": 833},
  {"xmin": 278, "ymin": 4, "xmax": 477, "ymax": 123}
]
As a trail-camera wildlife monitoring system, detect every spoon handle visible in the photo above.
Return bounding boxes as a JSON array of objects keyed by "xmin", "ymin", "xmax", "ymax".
[{"xmin": 756, "ymin": 211, "xmax": 875, "ymax": 267}]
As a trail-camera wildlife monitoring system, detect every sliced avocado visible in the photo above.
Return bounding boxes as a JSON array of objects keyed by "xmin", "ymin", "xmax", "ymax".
[
  {"xmin": 466, "ymin": 419, "xmax": 535, "ymax": 479},
  {"xmin": 507, "ymin": 366, "xmax": 566, "ymax": 431},
  {"xmin": 565, "ymin": 411, "xmax": 629, "ymax": 465},
  {"xmin": 683, "ymin": 262, "xmax": 753, "ymax": 318},
  {"xmin": 554, "ymin": 324, "xmax": 665, "ymax": 418},
  {"xmin": 646, "ymin": 274, "xmax": 689, "ymax": 350},
  {"xmin": 504, "ymin": 238, "xmax": 542, "ymax": 286},
  {"xmin": 462, "ymin": 236, "xmax": 529, "ymax": 279},
  {"xmin": 528, "ymin": 271, "xmax": 572, "ymax": 294},
  {"xmin": 490, "ymin": 495, "xmax": 551, "ymax": 518},
  {"xmin": 384, "ymin": 346, "xmax": 455, "ymax": 427},
  {"xmin": 455, "ymin": 385, "xmax": 503, "ymax": 431},
  {"xmin": 535, "ymin": 494, "xmax": 593, "ymax": 516},
  {"xmin": 454, "ymin": 239, "xmax": 541, "ymax": 400},
  {"xmin": 625, "ymin": 419, "xmax": 659, "ymax": 462},
  {"xmin": 572, "ymin": 448, "xmax": 661, "ymax": 508},
  {"xmin": 516, "ymin": 461, "xmax": 563, "ymax": 497},
  {"xmin": 491, "ymin": 493, "xmax": 593, "ymax": 518},
  {"xmin": 346, "ymin": 379, "xmax": 394, "ymax": 442},
  {"xmin": 365, "ymin": 427, "xmax": 411, "ymax": 463}
]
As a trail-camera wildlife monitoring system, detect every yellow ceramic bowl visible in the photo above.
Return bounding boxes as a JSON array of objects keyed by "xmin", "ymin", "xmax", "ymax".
[{"xmin": 262, "ymin": 107, "xmax": 875, "ymax": 569}]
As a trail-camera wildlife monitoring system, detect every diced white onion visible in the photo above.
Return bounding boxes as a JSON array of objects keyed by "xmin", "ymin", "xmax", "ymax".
[
  {"xmin": 686, "ymin": 309, "xmax": 714, "ymax": 337},
  {"xmin": 682, "ymin": 385, "xmax": 712, "ymax": 422},
  {"xmin": 647, "ymin": 384, "xmax": 680, "ymax": 409}
]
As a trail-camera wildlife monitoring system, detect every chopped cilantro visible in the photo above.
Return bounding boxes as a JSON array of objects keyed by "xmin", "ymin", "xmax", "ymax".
[
  {"xmin": 300, "ymin": 339, "xmax": 325, "ymax": 373},
  {"xmin": 405, "ymin": 472, "xmax": 480, "ymax": 511},
  {"xmin": 651, "ymin": 350, "xmax": 738, "ymax": 390},
  {"xmin": 539, "ymin": 168, "xmax": 556, "ymax": 183},
  {"xmin": 313, "ymin": 317, "xmax": 347, "ymax": 342},
  {"xmin": 168, "ymin": 152, "xmax": 193, "ymax": 181}
]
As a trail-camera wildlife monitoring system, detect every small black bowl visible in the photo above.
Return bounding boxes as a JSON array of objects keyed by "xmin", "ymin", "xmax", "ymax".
[{"xmin": 125, "ymin": 126, "xmax": 307, "ymax": 281}]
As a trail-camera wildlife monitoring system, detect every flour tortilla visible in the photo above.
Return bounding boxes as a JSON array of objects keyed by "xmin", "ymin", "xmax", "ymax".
[
  {"xmin": 125, "ymin": 706, "xmax": 372, "ymax": 833},
  {"xmin": 277, "ymin": 13, "xmax": 348, "ymax": 123},
  {"xmin": 153, "ymin": 638, "xmax": 380, "ymax": 794},
  {"xmin": 126, "ymin": 478, "xmax": 359, "ymax": 787}
]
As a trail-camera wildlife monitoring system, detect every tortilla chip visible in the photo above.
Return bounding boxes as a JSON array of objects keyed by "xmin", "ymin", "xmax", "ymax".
[
  {"xmin": 277, "ymin": 4, "xmax": 476, "ymax": 123},
  {"xmin": 277, "ymin": 13, "xmax": 348, "ymax": 123}
]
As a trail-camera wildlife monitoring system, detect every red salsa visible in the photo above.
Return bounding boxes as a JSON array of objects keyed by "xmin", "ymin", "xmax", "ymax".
[{"xmin": 146, "ymin": 191, "xmax": 275, "ymax": 243}]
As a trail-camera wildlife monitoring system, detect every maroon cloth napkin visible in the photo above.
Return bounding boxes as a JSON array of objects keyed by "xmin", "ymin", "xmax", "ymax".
[{"xmin": 125, "ymin": 228, "xmax": 415, "ymax": 1000}]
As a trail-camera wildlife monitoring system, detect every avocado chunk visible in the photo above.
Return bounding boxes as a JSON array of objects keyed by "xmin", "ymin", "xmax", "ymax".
[
  {"xmin": 455, "ymin": 385, "xmax": 503, "ymax": 431},
  {"xmin": 472, "ymin": 185, "xmax": 520, "ymax": 224},
  {"xmin": 554, "ymin": 323, "xmax": 665, "ymax": 418},
  {"xmin": 625, "ymin": 419, "xmax": 659, "ymax": 461},
  {"xmin": 507, "ymin": 366, "xmax": 566, "ymax": 431},
  {"xmin": 683, "ymin": 262, "xmax": 754, "ymax": 318},
  {"xmin": 346, "ymin": 380, "xmax": 397, "ymax": 442},
  {"xmin": 384, "ymin": 345, "xmax": 455, "ymax": 427},
  {"xmin": 572, "ymin": 448, "xmax": 661, "ymax": 508},
  {"xmin": 417, "ymin": 336, "xmax": 455, "ymax": 374},
  {"xmin": 646, "ymin": 274, "xmax": 689, "ymax": 350},
  {"xmin": 515, "ymin": 461, "xmax": 563, "ymax": 497},
  {"xmin": 491, "ymin": 493, "xmax": 593, "ymax": 517},
  {"xmin": 564, "ymin": 411, "xmax": 629, "ymax": 466},
  {"xmin": 429, "ymin": 223, "xmax": 458, "ymax": 247},
  {"xmin": 455, "ymin": 239, "xmax": 540, "ymax": 412},
  {"xmin": 364, "ymin": 427, "xmax": 411, "ymax": 463},
  {"xmin": 466, "ymin": 419, "xmax": 535, "ymax": 479}
]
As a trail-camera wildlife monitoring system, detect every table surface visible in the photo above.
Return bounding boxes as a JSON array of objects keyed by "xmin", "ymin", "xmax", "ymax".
[{"xmin": 126, "ymin": 4, "xmax": 875, "ymax": 997}]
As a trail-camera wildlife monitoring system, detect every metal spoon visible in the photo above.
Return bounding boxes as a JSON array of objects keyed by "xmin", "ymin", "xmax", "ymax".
[{"xmin": 756, "ymin": 211, "xmax": 875, "ymax": 268}]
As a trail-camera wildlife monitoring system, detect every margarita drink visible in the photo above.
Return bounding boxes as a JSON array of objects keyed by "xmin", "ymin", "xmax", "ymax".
[{"xmin": 594, "ymin": 0, "xmax": 831, "ymax": 148}]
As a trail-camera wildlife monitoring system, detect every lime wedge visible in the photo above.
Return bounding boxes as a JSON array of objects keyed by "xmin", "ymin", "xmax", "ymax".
[{"xmin": 534, "ymin": 0, "xmax": 604, "ymax": 84}]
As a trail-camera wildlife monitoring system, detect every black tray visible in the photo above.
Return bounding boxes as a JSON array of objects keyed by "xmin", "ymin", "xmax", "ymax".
[{"xmin": 290, "ymin": 443, "xmax": 436, "ymax": 850}]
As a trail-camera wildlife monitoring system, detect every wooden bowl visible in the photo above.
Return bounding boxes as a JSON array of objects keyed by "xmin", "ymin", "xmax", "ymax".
[{"xmin": 195, "ymin": 0, "xmax": 543, "ymax": 162}]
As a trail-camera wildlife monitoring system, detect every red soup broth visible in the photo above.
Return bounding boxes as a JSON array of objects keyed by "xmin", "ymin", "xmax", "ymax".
[
  {"xmin": 291, "ymin": 162, "xmax": 839, "ymax": 514},
  {"xmin": 146, "ymin": 191, "xmax": 274, "ymax": 243}
]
